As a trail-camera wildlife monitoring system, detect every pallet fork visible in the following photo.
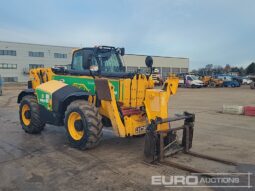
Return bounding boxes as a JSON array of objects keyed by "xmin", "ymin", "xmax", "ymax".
[{"xmin": 144, "ymin": 112, "xmax": 237, "ymax": 176}]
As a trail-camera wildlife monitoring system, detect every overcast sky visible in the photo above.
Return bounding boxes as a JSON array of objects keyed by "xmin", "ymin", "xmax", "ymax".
[{"xmin": 0, "ymin": 0, "xmax": 254, "ymax": 69}]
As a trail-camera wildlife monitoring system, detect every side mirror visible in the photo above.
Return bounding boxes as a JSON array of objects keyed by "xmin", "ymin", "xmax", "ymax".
[
  {"xmin": 145, "ymin": 56, "xmax": 153, "ymax": 68},
  {"xmin": 120, "ymin": 48, "xmax": 125, "ymax": 56}
]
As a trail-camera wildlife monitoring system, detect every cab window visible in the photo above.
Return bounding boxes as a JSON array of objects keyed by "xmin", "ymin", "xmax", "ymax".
[
  {"xmin": 72, "ymin": 51, "xmax": 83, "ymax": 70},
  {"xmin": 187, "ymin": 76, "xmax": 192, "ymax": 81},
  {"xmin": 89, "ymin": 56, "xmax": 99, "ymax": 71}
]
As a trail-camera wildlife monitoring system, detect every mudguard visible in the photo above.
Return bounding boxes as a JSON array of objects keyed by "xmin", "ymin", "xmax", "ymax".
[
  {"xmin": 35, "ymin": 80, "xmax": 93, "ymax": 114},
  {"xmin": 17, "ymin": 89, "xmax": 35, "ymax": 103},
  {"xmin": 18, "ymin": 81, "xmax": 93, "ymax": 125}
]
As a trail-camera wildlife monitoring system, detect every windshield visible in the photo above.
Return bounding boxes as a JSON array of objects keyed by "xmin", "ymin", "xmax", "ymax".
[
  {"xmin": 190, "ymin": 75, "xmax": 199, "ymax": 80},
  {"xmin": 72, "ymin": 48, "xmax": 125, "ymax": 73},
  {"xmin": 96, "ymin": 50, "xmax": 123, "ymax": 72}
]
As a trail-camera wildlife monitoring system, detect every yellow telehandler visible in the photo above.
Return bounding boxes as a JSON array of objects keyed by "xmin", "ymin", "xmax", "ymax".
[{"xmin": 18, "ymin": 46, "xmax": 236, "ymax": 174}]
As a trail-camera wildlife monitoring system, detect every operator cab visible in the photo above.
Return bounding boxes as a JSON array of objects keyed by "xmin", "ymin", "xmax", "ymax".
[
  {"xmin": 72, "ymin": 46, "xmax": 125, "ymax": 74},
  {"xmin": 62, "ymin": 46, "xmax": 153, "ymax": 79}
]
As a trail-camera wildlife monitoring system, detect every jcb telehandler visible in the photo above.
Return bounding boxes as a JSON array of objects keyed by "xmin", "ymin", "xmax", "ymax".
[
  {"xmin": 200, "ymin": 76, "xmax": 223, "ymax": 88},
  {"xmin": 18, "ymin": 46, "xmax": 236, "ymax": 173}
]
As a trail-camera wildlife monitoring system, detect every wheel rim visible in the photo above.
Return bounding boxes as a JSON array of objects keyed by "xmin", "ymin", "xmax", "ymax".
[
  {"xmin": 21, "ymin": 104, "xmax": 31, "ymax": 126},
  {"xmin": 68, "ymin": 112, "xmax": 84, "ymax": 140}
]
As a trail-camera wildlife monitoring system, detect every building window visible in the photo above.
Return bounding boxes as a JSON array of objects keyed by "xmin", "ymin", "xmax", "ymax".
[
  {"xmin": 0, "ymin": 50, "xmax": 16, "ymax": 56},
  {"xmin": 29, "ymin": 64, "xmax": 44, "ymax": 69},
  {"xmin": 0, "ymin": 63, "xmax": 17, "ymax": 69},
  {"xmin": 2, "ymin": 77, "xmax": 18, "ymax": 82},
  {"xmin": 180, "ymin": 68, "xmax": 188, "ymax": 73},
  {"xmin": 172, "ymin": 68, "xmax": 180, "ymax": 74},
  {"xmin": 140, "ymin": 67, "xmax": 150, "ymax": 74},
  {"xmin": 28, "ymin": 51, "xmax": 44, "ymax": 57},
  {"xmin": 162, "ymin": 67, "xmax": 171, "ymax": 79},
  {"xmin": 126, "ymin": 66, "xmax": 138, "ymax": 72},
  {"xmin": 54, "ymin": 53, "xmax": 67, "ymax": 59}
]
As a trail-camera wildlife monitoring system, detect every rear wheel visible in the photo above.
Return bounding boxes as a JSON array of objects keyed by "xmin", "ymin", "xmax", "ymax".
[
  {"xmin": 209, "ymin": 82, "xmax": 216, "ymax": 88},
  {"xmin": 19, "ymin": 95, "xmax": 45, "ymax": 134},
  {"xmin": 64, "ymin": 100, "xmax": 103, "ymax": 150},
  {"xmin": 250, "ymin": 82, "xmax": 255, "ymax": 89}
]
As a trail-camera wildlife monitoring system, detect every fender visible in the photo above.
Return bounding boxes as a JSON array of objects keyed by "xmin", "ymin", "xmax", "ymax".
[
  {"xmin": 34, "ymin": 80, "xmax": 93, "ymax": 115},
  {"xmin": 53, "ymin": 90, "xmax": 93, "ymax": 115},
  {"xmin": 17, "ymin": 89, "xmax": 35, "ymax": 103},
  {"xmin": 18, "ymin": 81, "xmax": 94, "ymax": 126},
  {"xmin": 39, "ymin": 90, "xmax": 93, "ymax": 126}
]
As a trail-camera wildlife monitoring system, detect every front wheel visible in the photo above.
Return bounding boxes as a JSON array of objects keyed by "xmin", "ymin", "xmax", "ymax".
[
  {"xmin": 64, "ymin": 100, "xmax": 103, "ymax": 150},
  {"xmin": 209, "ymin": 82, "xmax": 216, "ymax": 88},
  {"xmin": 250, "ymin": 82, "xmax": 255, "ymax": 89},
  {"xmin": 19, "ymin": 95, "xmax": 45, "ymax": 134}
]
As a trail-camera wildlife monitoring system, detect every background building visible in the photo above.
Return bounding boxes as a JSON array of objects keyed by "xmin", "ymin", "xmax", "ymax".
[
  {"xmin": 123, "ymin": 54, "xmax": 189, "ymax": 80},
  {"xmin": 0, "ymin": 41, "xmax": 189, "ymax": 82},
  {"xmin": 0, "ymin": 41, "xmax": 75, "ymax": 82}
]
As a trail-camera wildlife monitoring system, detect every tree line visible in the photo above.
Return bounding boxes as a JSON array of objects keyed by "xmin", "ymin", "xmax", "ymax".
[{"xmin": 192, "ymin": 62, "xmax": 255, "ymax": 76}]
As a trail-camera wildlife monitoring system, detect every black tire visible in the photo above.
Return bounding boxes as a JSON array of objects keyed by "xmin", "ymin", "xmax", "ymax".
[
  {"xmin": 250, "ymin": 82, "xmax": 255, "ymax": 89},
  {"xmin": 19, "ymin": 95, "xmax": 45, "ymax": 134},
  {"xmin": 64, "ymin": 100, "xmax": 103, "ymax": 150},
  {"xmin": 209, "ymin": 82, "xmax": 216, "ymax": 88}
]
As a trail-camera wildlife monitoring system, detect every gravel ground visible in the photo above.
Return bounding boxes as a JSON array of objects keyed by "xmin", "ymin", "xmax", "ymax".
[{"xmin": 0, "ymin": 84, "xmax": 254, "ymax": 191}]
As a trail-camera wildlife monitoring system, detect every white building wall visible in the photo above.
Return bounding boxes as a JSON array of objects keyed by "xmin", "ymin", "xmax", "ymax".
[
  {"xmin": 123, "ymin": 54, "xmax": 189, "ymax": 78},
  {"xmin": 0, "ymin": 41, "xmax": 189, "ymax": 82},
  {"xmin": 0, "ymin": 41, "xmax": 75, "ymax": 82},
  {"xmin": 123, "ymin": 54, "xmax": 188, "ymax": 68}
]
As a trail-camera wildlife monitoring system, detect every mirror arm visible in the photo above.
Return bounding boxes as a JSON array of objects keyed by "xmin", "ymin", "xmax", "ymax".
[{"xmin": 150, "ymin": 67, "xmax": 153, "ymax": 75}]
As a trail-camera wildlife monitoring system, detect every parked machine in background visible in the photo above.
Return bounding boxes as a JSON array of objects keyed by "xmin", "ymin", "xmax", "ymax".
[
  {"xmin": 216, "ymin": 75, "xmax": 240, "ymax": 87},
  {"xmin": 178, "ymin": 74, "xmax": 204, "ymax": 88},
  {"xmin": 231, "ymin": 76, "xmax": 243, "ymax": 86},
  {"xmin": 0, "ymin": 75, "xmax": 2, "ymax": 96},
  {"xmin": 200, "ymin": 76, "xmax": 223, "ymax": 88},
  {"xmin": 151, "ymin": 68, "xmax": 163, "ymax": 86},
  {"xmin": 176, "ymin": 73, "xmax": 185, "ymax": 87},
  {"xmin": 250, "ymin": 76, "xmax": 255, "ymax": 89},
  {"xmin": 242, "ymin": 77, "xmax": 253, "ymax": 85}
]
